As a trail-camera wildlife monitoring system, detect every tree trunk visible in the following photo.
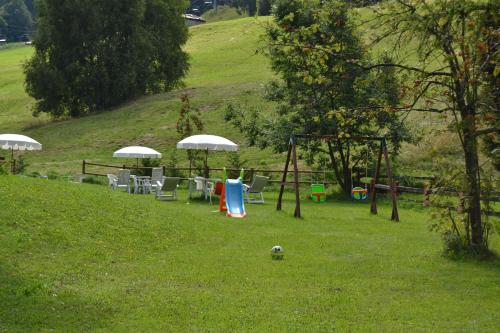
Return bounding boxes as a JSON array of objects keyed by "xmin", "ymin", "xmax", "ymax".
[
  {"xmin": 327, "ymin": 141, "xmax": 351, "ymax": 194},
  {"xmin": 462, "ymin": 120, "xmax": 483, "ymax": 249}
]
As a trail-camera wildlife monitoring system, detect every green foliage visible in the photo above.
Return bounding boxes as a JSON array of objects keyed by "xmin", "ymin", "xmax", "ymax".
[
  {"xmin": 226, "ymin": 151, "xmax": 247, "ymax": 178},
  {"xmin": 81, "ymin": 175, "xmax": 106, "ymax": 185},
  {"xmin": 224, "ymin": 103, "xmax": 263, "ymax": 147},
  {"xmin": 257, "ymin": 0, "xmax": 272, "ymax": 15},
  {"xmin": 228, "ymin": 0, "xmax": 408, "ymax": 192},
  {"xmin": 165, "ymin": 149, "xmax": 183, "ymax": 177},
  {"xmin": 429, "ymin": 164, "xmax": 496, "ymax": 258},
  {"xmin": 176, "ymin": 93, "xmax": 206, "ymax": 175},
  {"xmin": 24, "ymin": 0, "xmax": 189, "ymax": 118},
  {"xmin": 230, "ymin": 0, "xmax": 257, "ymax": 16},
  {"xmin": 0, "ymin": 0, "xmax": 33, "ymax": 41},
  {"xmin": 13, "ymin": 155, "xmax": 27, "ymax": 174},
  {"xmin": 0, "ymin": 162, "xmax": 7, "ymax": 175},
  {"xmin": 46, "ymin": 169, "xmax": 58, "ymax": 179},
  {"xmin": 176, "ymin": 94, "xmax": 204, "ymax": 138},
  {"xmin": 370, "ymin": 0, "xmax": 499, "ymax": 252}
]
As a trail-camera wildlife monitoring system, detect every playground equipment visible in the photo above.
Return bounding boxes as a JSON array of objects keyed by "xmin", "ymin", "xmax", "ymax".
[
  {"xmin": 276, "ymin": 134, "xmax": 399, "ymax": 221},
  {"xmin": 225, "ymin": 178, "xmax": 246, "ymax": 218},
  {"xmin": 350, "ymin": 146, "xmax": 369, "ymax": 201},
  {"xmin": 310, "ymin": 183, "xmax": 326, "ymax": 203},
  {"xmin": 306, "ymin": 139, "xmax": 327, "ymax": 203},
  {"xmin": 217, "ymin": 168, "xmax": 246, "ymax": 218}
]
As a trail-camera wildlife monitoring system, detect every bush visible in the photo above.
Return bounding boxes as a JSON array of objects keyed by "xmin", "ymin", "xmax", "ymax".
[
  {"xmin": 13, "ymin": 155, "xmax": 28, "ymax": 174},
  {"xmin": 47, "ymin": 170, "xmax": 59, "ymax": 180},
  {"xmin": 82, "ymin": 176, "xmax": 106, "ymax": 185}
]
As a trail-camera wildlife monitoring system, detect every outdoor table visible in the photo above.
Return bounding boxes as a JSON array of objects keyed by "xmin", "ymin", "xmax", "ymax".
[
  {"xmin": 188, "ymin": 177, "xmax": 221, "ymax": 200},
  {"xmin": 131, "ymin": 175, "xmax": 152, "ymax": 194}
]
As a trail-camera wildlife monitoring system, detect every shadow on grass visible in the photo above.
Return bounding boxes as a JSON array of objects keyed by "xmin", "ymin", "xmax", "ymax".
[{"xmin": 0, "ymin": 263, "xmax": 112, "ymax": 332}]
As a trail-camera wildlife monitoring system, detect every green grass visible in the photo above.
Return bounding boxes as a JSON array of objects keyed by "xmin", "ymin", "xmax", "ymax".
[
  {"xmin": 202, "ymin": 6, "xmax": 247, "ymax": 23},
  {"xmin": 1, "ymin": 175, "xmax": 499, "ymax": 332},
  {"xmin": 0, "ymin": 18, "xmax": 275, "ymax": 174}
]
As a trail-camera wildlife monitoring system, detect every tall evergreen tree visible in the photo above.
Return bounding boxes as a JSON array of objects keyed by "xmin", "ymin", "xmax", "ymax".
[{"xmin": 24, "ymin": 0, "xmax": 189, "ymax": 118}]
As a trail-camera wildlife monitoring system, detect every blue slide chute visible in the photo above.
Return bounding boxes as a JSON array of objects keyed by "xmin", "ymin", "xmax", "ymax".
[{"xmin": 225, "ymin": 178, "xmax": 246, "ymax": 218}]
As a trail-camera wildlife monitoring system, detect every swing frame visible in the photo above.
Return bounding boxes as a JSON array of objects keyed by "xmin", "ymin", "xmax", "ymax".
[{"xmin": 276, "ymin": 134, "xmax": 399, "ymax": 221}]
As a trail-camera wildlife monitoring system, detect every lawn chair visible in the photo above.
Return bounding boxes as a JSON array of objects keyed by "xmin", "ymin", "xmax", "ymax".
[
  {"xmin": 208, "ymin": 181, "xmax": 224, "ymax": 205},
  {"xmin": 194, "ymin": 176, "xmax": 210, "ymax": 200},
  {"xmin": 156, "ymin": 177, "xmax": 180, "ymax": 200},
  {"xmin": 116, "ymin": 169, "xmax": 131, "ymax": 193},
  {"xmin": 107, "ymin": 174, "xmax": 118, "ymax": 189},
  {"xmin": 150, "ymin": 167, "xmax": 165, "ymax": 193},
  {"xmin": 243, "ymin": 175, "xmax": 269, "ymax": 204}
]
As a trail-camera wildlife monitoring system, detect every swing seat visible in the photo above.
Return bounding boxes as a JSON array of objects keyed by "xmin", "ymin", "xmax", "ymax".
[
  {"xmin": 310, "ymin": 184, "xmax": 326, "ymax": 203},
  {"xmin": 351, "ymin": 186, "xmax": 368, "ymax": 200}
]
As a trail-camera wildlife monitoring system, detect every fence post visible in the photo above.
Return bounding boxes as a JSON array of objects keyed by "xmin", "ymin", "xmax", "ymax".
[
  {"xmin": 162, "ymin": 165, "xmax": 166, "ymax": 176},
  {"xmin": 250, "ymin": 168, "xmax": 255, "ymax": 183},
  {"xmin": 82, "ymin": 160, "xmax": 86, "ymax": 175},
  {"xmin": 423, "ymin": 185, "xmax": 430, "ymax": 207}
]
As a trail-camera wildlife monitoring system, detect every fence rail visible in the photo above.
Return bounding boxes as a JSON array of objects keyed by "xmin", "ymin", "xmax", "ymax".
[
  {"xmin": 81, "ymin": 160, "xmax": 498, "ymax": 211},
  {"xmin": 81, "ymin": 160, "xmax": 340, "ymax": 184}
]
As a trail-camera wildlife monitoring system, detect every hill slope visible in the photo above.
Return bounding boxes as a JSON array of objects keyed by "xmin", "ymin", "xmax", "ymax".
[{"xmin": 0, "ymin": 18, "xmax": 275, "ymax": 174}]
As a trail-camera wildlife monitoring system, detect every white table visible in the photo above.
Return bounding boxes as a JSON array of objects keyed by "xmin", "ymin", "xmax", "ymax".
[
  {"xmin": 188, "ymin": 177, "xmax": 221, "ymax": 200},
  {"xmin": 131, "ymin": 176, "xmax": 151, "ymax": 194}
]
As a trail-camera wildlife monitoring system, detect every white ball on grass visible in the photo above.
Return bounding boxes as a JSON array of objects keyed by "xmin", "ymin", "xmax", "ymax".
[{"xmin": 271, "ymin": 245, "xmax": 284, "ymax": 260}]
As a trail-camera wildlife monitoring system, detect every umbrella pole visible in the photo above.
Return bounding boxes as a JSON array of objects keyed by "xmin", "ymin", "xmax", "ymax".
[
  {"xmin": 205, "ymin": 149, "xmax": 209, "ymax": 178},
  {"xmin": 189, "ymin": 154, "xmax": 192, "ymax": 178},
  {"xmin": 10, "ymin": 147, "xmax": 14, "ymax": 173}
]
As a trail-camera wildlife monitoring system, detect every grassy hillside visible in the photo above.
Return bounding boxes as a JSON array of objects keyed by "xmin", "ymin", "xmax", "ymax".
[
  {"xmin": 202, "ymin": 6, "xmax": 247, "ymax": 23},
  {"xmin": 1, "ymin": 176, "xmax": 499, "ymax": 331},
  {"xmin": 0, "ymin": 18, "xmax": 275, "ymax": 174},
  {"xmin": 0, "ymin": 14, "xmax": 472, "ymax": 177}
]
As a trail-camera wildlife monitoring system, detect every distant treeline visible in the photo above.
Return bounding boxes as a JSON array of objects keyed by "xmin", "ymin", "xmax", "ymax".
[
  {"xmin": 0, "ymin": 0, "xmax": 35, "ymax": 41},
  {"xmin": 187, "ymin": 0, "xmax": 381, "ymax": 17}
]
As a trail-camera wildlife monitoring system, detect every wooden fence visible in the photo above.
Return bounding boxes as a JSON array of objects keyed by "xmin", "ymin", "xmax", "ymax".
[
  {"xmin": 81, "ymin": 160, "xmax": 498, "ymax": 216},
  {"xmin": 81, "ymin": 160, "xmax": 339, "ymax": 185}
]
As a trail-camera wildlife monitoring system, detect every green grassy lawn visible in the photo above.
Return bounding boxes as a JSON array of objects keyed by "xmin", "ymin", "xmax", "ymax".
[{"xmin": 1, "ymin": 176, "xmax": 499, "ymax": 332}]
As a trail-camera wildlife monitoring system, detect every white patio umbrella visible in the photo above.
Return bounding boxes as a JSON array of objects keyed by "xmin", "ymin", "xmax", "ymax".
[
  {"xmin": 176, "ymin": 135, "xmax": 238, "ymax": 176},
  {"xmin": 113, "ymin": 146, "xmax": 162, "ymax": 168},
  {"xmin": 0, "ymin": 134, "xmax": 42, "ymax": 172},
  {"xmin": 176, "ymin": 135, "xmax": 238, "ymax": 151}
]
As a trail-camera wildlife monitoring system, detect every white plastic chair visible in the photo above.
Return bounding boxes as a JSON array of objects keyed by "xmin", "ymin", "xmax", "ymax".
[
  {"xmin": 116, "ymin": 169, "xmax": 131, "ymax": 193},
  {"xmin": 107, "ymin": 174, "xmax": 118, "ymax": 189},
  {"xmin": 150, "ymin": 167, "xmax": 165, "ymax": 193},
  {"xmin": 194, "ymin": 176, "xmax": 209, "ymax": 200}
]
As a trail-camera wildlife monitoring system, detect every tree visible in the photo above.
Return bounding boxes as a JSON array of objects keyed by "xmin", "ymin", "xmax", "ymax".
[
  {"xmin": 257, "ymin": 0, "xmax": 272, "ymax": 16},
  {"xmin": 176, "ymin": 94, "xmax": 205, "ymax": 176},
  {"xmin": 228, "ymin": 0, "xmax": 257, "ymax": 16},
  {"xmin": 226, "ymin": 0, "xmax": 408, "ymax": 194},
  {"xmin": 24, "ymin": 0, "xmax": 189, "ymax": 118},
  {"xmin": 0, "ymin": 0, "xmax": 32, "ymax": 41},
  {"xmin": 364, "ymin": 0, "xmax": 499, "ymax": 253}
]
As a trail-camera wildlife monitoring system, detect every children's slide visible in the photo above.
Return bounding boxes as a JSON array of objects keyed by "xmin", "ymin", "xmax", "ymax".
[{"xmin": 225, "ymin": 178, "xmax": 246, "ymax": 218}]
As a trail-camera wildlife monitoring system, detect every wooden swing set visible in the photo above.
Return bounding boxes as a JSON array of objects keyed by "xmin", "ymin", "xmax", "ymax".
[{"xmin": 276, "ymin": 134, "xmax": 400, "ymax": 221}]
